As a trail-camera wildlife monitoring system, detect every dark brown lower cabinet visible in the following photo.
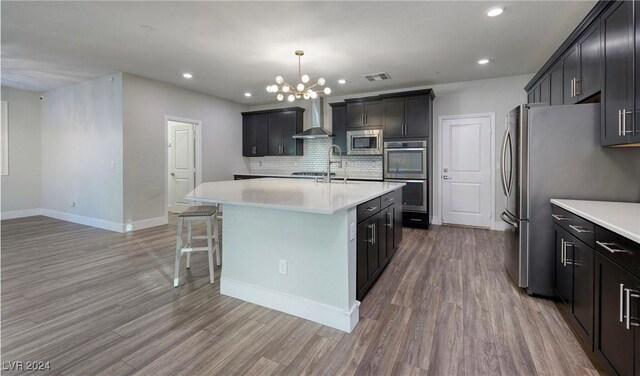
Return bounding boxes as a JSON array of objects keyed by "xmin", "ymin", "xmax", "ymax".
[
  {"xmin": 594, "ymin": 252, "xmax": 640, "ymax": 376},
  {"xmin": 356, "ymin": 189, "xmax": 403, "ymax": 301},
  {"xmin": 553, "ymin": 223, "xmax": 593, "ymax": 346}
]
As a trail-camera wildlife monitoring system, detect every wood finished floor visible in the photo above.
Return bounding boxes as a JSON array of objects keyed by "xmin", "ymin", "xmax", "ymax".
[{"xmin": 1, "ymin": 215, "xmax": 601, "ymax": 376}]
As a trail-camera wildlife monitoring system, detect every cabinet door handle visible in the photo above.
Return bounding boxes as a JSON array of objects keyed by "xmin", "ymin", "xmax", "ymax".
[
  {"xmin": 625, "ymin": 288, "xmax": 640, "ymax": 329},
  {"xmin": 561, "ymin": 239, "xmax": 566, "ymax": 265},
  {"xmin": 368, "ymin": 223, "xmax": 376, "ymax": 244},
  {"xmin": 574, "ymin": 78, "xmax": 581, "ymax": 96},
  {"xmin": 564, "ymin": 241, "xmax": 574, "ymax": 266},
  {"xmin": 620, "ymin": 283, "xmax": 625, "ymax": 323},
  {"xmin": 386, "ymin": 212, "xmax": 392, "ymax": 228},
  {"xmin": 252, "ymin": 146, "xmax": 257, "ymax": 155},
  {"xmin": 569, "ymin": 224, "xmax": 592, "ymax": 234},
  {"xmin": 552, "ymin": 214, "xmax": 570, "ymax": 221},
  {"xmin": 622, "ymin": 110, "xmax": 633, "ymax": 135},
  {"xmin": 362, "ymin": 113, "xmax": 365, "ymax": 125},
  {"xmin": 618, "ymin": 110, "xmax": 623, "ymax": 136},
  {"xmin": 596, "ymin": 241, "xmax": 629, "ymax": 254},
  {"xmin": 365, "ymin": 206, "xmax": 378, "ymax": 212},
  {"xmin": 570, "ymin": 78, "xmax": 574, "ymax": 98}
]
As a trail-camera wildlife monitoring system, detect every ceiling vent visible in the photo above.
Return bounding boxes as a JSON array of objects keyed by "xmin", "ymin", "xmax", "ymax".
[{"xmin": 363, "ymin": 72, "xmax": 391, "ymax": 82}]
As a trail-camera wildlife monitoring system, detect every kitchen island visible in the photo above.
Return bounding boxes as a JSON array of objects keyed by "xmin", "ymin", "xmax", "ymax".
[{"xmin": 186, "ymin": 178, "xmax": 404, "ymax": 332}]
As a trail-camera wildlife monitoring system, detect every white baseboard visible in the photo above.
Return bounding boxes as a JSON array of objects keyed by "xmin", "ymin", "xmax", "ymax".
[
  {"xmin": 1, "ymin": 208, "xmax": 43, "ymax": 220},
  {"xmin": 431, "ymin": 216, "xmax": 442, "ymax": 225},
  {"xmin": 221, "ymin": 277, "xmax": 360, "ymax": 333},
  {"xmin": 491, "ymin": 221, "xmax": 508, "ymax": 231},
  {"xmin": 41, "ymin": 209, "xmax": 123, "ymax": 233},
  {"xmin": 123, "ymin": 215, "xmax": 168, "ymax": 232}
]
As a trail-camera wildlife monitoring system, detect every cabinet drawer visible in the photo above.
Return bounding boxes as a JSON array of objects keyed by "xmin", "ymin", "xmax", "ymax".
[
  {"xmin": 381, "ymin": 189, "xmax": 401, "ymax": 208},
  {"xmin": 596, "ymin": 226, "xmax": 640, "ymax": 279},
  {"xmin": 552, "ymin": 205, "xmax": 595, "ymax": 247},
  {"xmin": 357, "ymin": 197, "xmax": 381, "ymax": 222}
]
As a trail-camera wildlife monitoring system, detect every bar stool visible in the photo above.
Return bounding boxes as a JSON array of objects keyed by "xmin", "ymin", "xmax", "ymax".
[{"xmin": 173, "ymin": 205, "xmax": 220, "ymax": 287}]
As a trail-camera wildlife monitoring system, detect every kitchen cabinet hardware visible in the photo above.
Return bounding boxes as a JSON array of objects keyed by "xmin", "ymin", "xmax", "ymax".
[
  {"xmin": 561, "ymin": 239, "xmax": 566, "ymax": 265},
  {"xmin": 552, "ymin": 214, "xmax": 571, "ymax": 221},
  {"xmin": 596, "ymin": 241, "xmax": 629, "ymax": 254},
  {"xmin": 620, "ymin": 283, "xmax": 625, "ymax": 323},
  {"xmin": 368, "ymin": 223, "xmax": 376, "ymax": 244},
  {"xmin": 564, "ymin": 240, "xmax": 574, "ymax": 266},
  {"xmin": 385, "ymin": 212, "xmax": 392, "ymax": 228},
  {"xmin": 365, "ymin": 206, "xmax": 378, "ymax": 212},
  {"xmin": 570, "ymin": 224, "xmax": 593, "ymax": 234},
  {"xmin": 624, "ymin": 288, "xmax": 640, "ymax": 329}
]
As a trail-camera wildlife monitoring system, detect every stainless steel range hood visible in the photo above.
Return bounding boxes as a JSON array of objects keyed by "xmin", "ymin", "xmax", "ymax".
[{"xmin": 293, "ymin": 97, "xmax": 334, "ymax": 139}]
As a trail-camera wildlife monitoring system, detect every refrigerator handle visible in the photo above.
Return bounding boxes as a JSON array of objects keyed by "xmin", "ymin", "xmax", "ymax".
[{"xmin": 500, "ymin": 127, "xmax": 510, "ymax": 197}]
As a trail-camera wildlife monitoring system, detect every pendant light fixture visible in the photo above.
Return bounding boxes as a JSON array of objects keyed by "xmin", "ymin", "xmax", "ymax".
[{"xmin": 266, "ymin": 50, "xmax": 331, "ymax": 102}]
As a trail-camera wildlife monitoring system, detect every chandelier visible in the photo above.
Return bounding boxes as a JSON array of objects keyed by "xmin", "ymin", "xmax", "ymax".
[{"xmin": 266, "ymin": 50, "xmax": 331, "ymax": 102}]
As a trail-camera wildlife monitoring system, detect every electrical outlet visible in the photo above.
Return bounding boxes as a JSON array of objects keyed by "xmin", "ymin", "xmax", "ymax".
[
  {"xmin": 349, "ymin": 223, "xmax": 356, "ymax": 241},
  {"xmin": 259, "ymin": 160, "xmax": 263, "ymax": 167},
  {"xmin": 279, "ymin": 259, "xmax": 287, "ymax": 275},
  {"xmin": 71, "ymin": 201, "xmax": 76, "ymax": 208}
]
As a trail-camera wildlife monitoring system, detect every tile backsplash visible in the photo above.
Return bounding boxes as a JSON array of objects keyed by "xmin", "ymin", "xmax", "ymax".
[{"xmin": 249, "ymin": 139, "xmax": 382, "ymax": 174}]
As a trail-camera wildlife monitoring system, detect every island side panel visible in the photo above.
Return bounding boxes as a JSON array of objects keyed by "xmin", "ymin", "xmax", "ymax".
[{"xmin": 220, "ymin": 204, "xmax": 359, "ymax": 332}]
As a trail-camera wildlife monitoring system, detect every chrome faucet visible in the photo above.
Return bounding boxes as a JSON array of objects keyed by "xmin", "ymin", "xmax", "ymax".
[{"xmin": 325, "ymin": 144, "xmax": 343, "ymax": 183}]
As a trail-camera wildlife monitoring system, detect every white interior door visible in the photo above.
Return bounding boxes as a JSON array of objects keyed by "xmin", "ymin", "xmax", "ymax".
[
  {"xmin": 168, "ymin": 121, "xmax": 195, "ymax": 214},
  {"xmin": 441, "ymin": 115, "xmax": 492, "ymax": 227}
]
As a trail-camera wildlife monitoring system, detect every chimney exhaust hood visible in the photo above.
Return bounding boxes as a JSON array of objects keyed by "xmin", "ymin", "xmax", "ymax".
[{"xmin": 292, "ymin": 97, "xmax": 334, "ymax": 139}]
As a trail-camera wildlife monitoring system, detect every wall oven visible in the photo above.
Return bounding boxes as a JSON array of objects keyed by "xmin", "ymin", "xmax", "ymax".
[
  {"xmin": 384, "ymin": 141, "xmax": 427, "ymax": 179},
  {"xmin": 384, "ymin": 140, "xmax": 430, "ymax": 228},
  {"xmin": 347, "ymin": 129, "xmax": 383, "ymax": 155}
]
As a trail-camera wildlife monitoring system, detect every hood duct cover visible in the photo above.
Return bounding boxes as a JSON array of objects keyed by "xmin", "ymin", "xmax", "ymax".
[{"xmin": 293, "ymin": 97, "xmax": 334, "ymax": 139}]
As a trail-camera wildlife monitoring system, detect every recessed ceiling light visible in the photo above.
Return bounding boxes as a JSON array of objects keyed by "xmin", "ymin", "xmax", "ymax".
[
  {"xmin": 338, "ymin": 79, "xmax": 346, "ymax": 84},
  {"xmin": 477, "ymin": 59, "xmax": 490, "ymax": 65},
  {"xmin": 244, "ymin": 92, "xmax": 252, "ymax": 97},
  {"xmin": 486, "ymin": 7, "xmax": 504, "ymax": 17},
  {"xmin": 182, "ymin": 73, "xmax": 193, "ymax": 79}
]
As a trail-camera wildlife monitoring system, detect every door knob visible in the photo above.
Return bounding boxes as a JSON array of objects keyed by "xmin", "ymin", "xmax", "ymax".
[
  {"xmin": 443, "ymin": 175, "xmax": 449, "ymax": 180},
  {"xmin": 171, "ymin": 172, "xmax": 175, "ymax": 177}
]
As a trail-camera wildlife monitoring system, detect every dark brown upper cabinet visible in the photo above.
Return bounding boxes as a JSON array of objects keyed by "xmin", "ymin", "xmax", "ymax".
[
  {"xmin": 381, "ymin": 91, "xmax": 434, "ymax": 140},
  {"xmin": 242, "ymin": 107, "xmax": 304, "ymax": 157},
  {"xmin": 602, "ymin": 0, "xmax": 634, "ymax": 146},
  {"xmin": 563, "ymin": 47, "xmax": 579, "ymax": 105},
  {"xmin": 242, "ymin": 113, "xmax": 268, "ymax": 157},
  {"xmin": 346, "ymin": 99, "xmax": 383, "ymax": 128},
  {"xmin": 578, "ymin": 23, "xmax": 601, "ymax": 100},
  {"xmin": 539, "ymin": 75, "xmax": 551, "ymax": 105},
  {"xmin": 550, "ymin": 62, "xmax": 564, "ymax": 105}
]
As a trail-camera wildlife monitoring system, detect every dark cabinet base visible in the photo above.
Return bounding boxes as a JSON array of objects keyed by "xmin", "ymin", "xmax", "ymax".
[{"xmin": 402, "ymin": 211, "xmax": 430, "ymax": 229}]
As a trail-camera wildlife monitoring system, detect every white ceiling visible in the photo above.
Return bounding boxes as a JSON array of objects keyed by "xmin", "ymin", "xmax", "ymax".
[{"xmin": 2, "ymin": 1, "xmax": 596, "ymax": 104}]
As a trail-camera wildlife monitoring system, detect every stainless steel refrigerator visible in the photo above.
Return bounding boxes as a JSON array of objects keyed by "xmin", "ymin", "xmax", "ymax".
[{"xmin": 500, "ymin": 103, "xmax": 640, "ymax": 297}]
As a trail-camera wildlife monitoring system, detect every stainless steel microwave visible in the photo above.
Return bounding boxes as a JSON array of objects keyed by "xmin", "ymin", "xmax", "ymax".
[{"xmin": 347, "ymin": 129, "xmax": 383, "ymax": 155}]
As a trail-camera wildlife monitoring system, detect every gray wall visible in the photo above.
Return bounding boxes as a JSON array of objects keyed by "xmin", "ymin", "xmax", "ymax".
[
  {"xmin": 122, "ymin": 73, "xmax": 248, "ymax": 223},
  {"xmin": 1, "ymin": 87, "xmax": 42, "ymax": 213},
  {"xmin": 41, "ymin": 74, "xmax": 124, "ymax": 223}
]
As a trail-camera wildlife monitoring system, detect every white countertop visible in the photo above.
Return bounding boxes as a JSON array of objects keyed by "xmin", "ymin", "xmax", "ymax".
[
  {"xmin": 186, "ymin": 178, "xmax": 405, "ymax": 214},
  {"xmin": 234, "ymin": 170, "xmax": 383, "ymax": 181},
  {"xmin": 550, "ymin": 199, "xmax": 640, "ymax": 243}
]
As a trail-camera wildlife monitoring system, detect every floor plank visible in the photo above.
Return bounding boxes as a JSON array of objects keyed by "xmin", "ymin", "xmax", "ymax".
[{"xmin": 1, "ymin": 216, "xmax": 602, "ymax": 375}]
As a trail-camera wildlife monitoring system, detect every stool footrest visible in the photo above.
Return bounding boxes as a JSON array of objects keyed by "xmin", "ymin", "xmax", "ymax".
[
  {"xmin": 181, "ymin": 247, "xmax": 210, "ymax": 253},
  {"xmin": 191, "ymin": 235, "xmax": 213, "ymax": 240}
]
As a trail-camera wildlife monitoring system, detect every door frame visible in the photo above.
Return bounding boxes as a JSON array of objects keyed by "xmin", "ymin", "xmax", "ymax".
[
  {"xmin": 437, "ymin": 112, "xmax": 496, "ymax": 229},
  {"xmin": 165, "ymin": 115, "xmax": 203, "ymax": 220}
]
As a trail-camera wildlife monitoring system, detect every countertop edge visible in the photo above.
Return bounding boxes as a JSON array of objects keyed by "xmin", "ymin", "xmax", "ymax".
[
  {"xmin": 550, "ymin": 199, "xmax": 640, "ymax": 244},
  {"xmin": 233, "ymin": 172, "xmax": 384, "ymax": 181},
  {"xmin": 187, "ymin": 181, "xmax": 405, "ymax": 215}
]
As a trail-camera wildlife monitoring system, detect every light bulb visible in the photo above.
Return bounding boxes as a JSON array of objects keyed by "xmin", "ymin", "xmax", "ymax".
[
  {"xmin": 287, "ymin": 94, "xmax": 295, "ymax": 102},
  {"xmin": 295, "ymin": 94, "xmax": 301, "ymax": 99},
  {"xmin": 282, "ymin": 85, "xmax": 290, "ymax": 93},
  {"xmin": 303, "ymin": 92, "xmax": 310, "ymax": 100},
  {"xmin": 323, "ymin": 87, "xmax": 332, "ymax": 95},
  {"xmin": 266, "ymin": 85, "xmax": 272, "ymax": 93},
  {"xmin": 310, "ymin": 91, "xmax": 318, "ymax": 99},
  {"xmin": 275, "ymin": 76, "xmax": 284, "ymax": 84},
  {"xmin": 296, "ymin": 83, "xmax": 305, "ymax": 91},
  {"xmin": 317, "ymin": 77, "xmax": 326, "ymax": 86},
  {"xmin": 301, "ymin": 74, "xmax": 309, "ymax": 83},
  {"xmin": 277, "ymin": 94, "xmax": 284, "ymax": 101}
]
